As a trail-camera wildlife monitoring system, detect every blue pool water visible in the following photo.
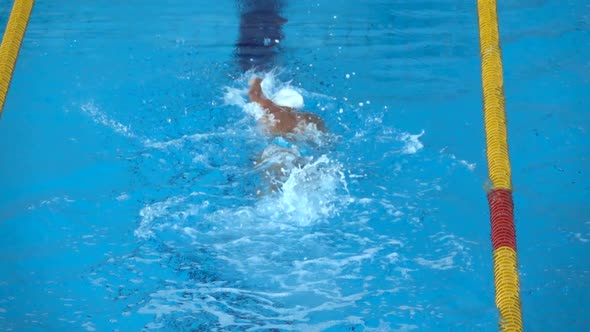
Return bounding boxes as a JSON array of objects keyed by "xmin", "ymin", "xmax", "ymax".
[{"xmin": 1, "ymin": 0, "xmax": 589, "ymax": 331}]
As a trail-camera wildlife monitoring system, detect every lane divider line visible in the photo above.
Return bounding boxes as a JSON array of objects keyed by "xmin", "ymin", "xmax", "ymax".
[
  {"xmin": 477, "ymin": 1, "xmax": 523, "ymax": 331},
  {"xmin": 0, "ymin": 0, "xmax": 34, "ymax": 117}
]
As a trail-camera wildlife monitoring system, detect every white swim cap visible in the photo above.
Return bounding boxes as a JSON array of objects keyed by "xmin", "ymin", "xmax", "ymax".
[{"xmin": 272, "ymin": 88, "xmax": 304, "ymax": 109}]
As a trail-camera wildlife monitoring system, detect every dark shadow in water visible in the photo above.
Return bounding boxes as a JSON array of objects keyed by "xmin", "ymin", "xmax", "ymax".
[{"xmin": 235, "ymin": 0, "xmax": 287, "ymax": 72}]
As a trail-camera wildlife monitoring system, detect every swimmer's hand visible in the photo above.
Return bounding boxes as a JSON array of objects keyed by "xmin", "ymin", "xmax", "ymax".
[
  {"xmin": 249, "ymin": 77, "xmax": 262, "ymax": 87},
  {"xmin": 248, "ymin": 77, "xmax": 265, "ymax": 103}
]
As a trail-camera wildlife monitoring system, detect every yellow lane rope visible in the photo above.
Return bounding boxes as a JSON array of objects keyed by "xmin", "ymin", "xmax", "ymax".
[
  {"xmin": 0, "ymin": 0, "xmax": 34, "ymax": 117},
  {"xmin": 493, "ymin": 247, "xmax": 523, "ymax": 331},
  {"xmin": 477, "ymin": 0, "xmax": 523, "ymax": 331},
  {"xmin": 477, "ymin": 0, "xmax": 511, "ymax": 190}
]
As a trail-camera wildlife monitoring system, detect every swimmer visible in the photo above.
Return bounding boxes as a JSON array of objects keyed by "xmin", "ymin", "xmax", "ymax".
[
  {"xmin": 248, "ymin": 77, "xmax": 325, "ymax": 136},
  {"xmin": 248, "ymin": 77, "xmax": 326, "ymax": 193}
]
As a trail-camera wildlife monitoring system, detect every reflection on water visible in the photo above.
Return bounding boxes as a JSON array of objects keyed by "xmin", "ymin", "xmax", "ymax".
[{"xmin": 236, "ymin": 0, "xmax": 287, "ymax": 72}]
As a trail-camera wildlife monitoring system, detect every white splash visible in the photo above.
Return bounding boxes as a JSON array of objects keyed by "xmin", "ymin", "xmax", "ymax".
[
  {"xmin": 144, "ymin": 132, "xmax": 222, "ymax": 150},
  {"xmin": 78, "ymin": 101, "xmax": 228, "ymax": 152},
  {"xmin": 574, "ymin": 233, "xmax": 589, "ymax": 243},
  {"xmin": 399, "ymin": 130, "xmax": 424, "ymax": 154},
  {"xmin": 135, "ymin": 195, "xmax": 189, "ymax": 239},
  {"xmin": 81, "ymin": 322, "xmax": 96, "ymax": 332},
  {"xmin": 257, "ymin": 154, "xmax": 348, "ymax": 226},
  {"xmin": 414, "ymin": 255, "xmax": 455, "ymax": 270},
  {"xmin": 440, "ymin": 148, "xmax": 477, "ymax": 171},
  {"xmin": 27, "ymin": 196, "xmax": 74, "ymax": 211},
  {"xmin": 223, "ymin": 87, "xmax": 247, "ymax": 108},
  {"xmin": 80, "ymin": 102, "xmax": 137, "ymax": 140},
  {"xmin": 115, "ymin": 193, "xmax": 129, "ymax": 201}
]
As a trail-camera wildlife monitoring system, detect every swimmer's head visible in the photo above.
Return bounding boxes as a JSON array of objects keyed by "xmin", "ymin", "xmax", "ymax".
[
  {"xmin": 251, "ymin": 76, "xmax": 305, "ymax": 109},
  {"xmin": 271, "ymin": 88, "xmax": 304, "ymax": 109}
]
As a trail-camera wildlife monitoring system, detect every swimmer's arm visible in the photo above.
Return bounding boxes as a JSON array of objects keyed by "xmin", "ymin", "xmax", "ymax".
[
  {"xmin": 249, "ymin": 77, "xmax": 326, "ymax": 132},
  {"xmin": 248, "ymin": 78, "xmax": 294, "ymax": 114}
]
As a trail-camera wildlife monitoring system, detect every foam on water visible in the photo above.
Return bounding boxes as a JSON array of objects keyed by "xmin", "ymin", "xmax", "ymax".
[
  {"xmin": 134, "ymin": 155, "xmax": 347, "ymax": 240},
  {"xmin": 80, "ymin": 101, "xmax": 138, "ymax": 141},
  {"xmin": 399, "ymin": 130, "xmax": 425, "ymax": 155},
  {"xmin": 69, "ymin": 70, "xmax": 477, "ymax": 331},
  {"xmin": 134, "ymin": 72, "xmax": 348, "ymax": 238},
  {"xmin": 109, "ymin": 73, "xmax": 382, "ymax": 330}
]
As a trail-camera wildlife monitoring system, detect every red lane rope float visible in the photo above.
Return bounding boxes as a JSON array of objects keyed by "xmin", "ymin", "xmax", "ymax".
[{"xmin": 489, "ymin": 189, "xmax": 516, "ymax": 250}]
